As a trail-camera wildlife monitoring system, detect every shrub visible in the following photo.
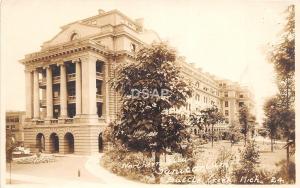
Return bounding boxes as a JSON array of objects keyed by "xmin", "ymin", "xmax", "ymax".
[
  {"xmin": 100, "ymin": 147, "xmax": 155, "ymax": 183},
  {"xmin": 273, "ymin": 160, "xmax": 295, "ymax": 183},
  {"xmin": 231, "ymin": 140, "xmax": 262, "ymax": 184},
  {"xmin": 202, "ymin": 147, "xmax": 236, "ymax": 184},
  {"xmin": 162, "ymin": 161, "xmax": 195, "ymax": 184}
]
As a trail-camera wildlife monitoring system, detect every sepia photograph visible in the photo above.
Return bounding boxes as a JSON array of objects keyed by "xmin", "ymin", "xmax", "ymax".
[{"xmin": 0, "ymin": 0, "xmax": 298, "ymax": 187}]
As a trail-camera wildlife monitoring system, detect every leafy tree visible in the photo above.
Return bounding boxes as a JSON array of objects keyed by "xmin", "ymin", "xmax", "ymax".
[
  {"xmin": 228, "ymin": 121, "xmax": 243, "ymax": 146},
  {"xmin": 189, "ymin": 105, "xmax": 224, "ymax": 148},
  {"xmin": 263, "ymin": 96, "xmax": 281, "ymax": 152},
  {"xmin": 257, "ymin": 128, "xmax": 269, "ymax": 145},
  {"xmin": 232, "ymin": 140, "xmax": 261, "ymax": 184},
  {"xmin": 6, "ymin": 132, "xmax": 16, "ymax": 163},
  {"xmin": 111, "ymin": 43, "xmax": 192, "ymax": 183},
  {"xmin": 238, "ymin": 104, "xmax": 253, "ymax": 145},
  {"xmin": 268, "ymin": 5, "xmax": 295, "ymax": 176}
]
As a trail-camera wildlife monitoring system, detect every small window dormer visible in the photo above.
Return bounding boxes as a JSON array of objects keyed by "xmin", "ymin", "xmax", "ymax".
[
  {"xmin": 130, "ymin": 43, "xmax": 136, "ymax": 52},
  {"xmin": 70, "ymin": 33, "xmax": 79, "ymax": 41}
]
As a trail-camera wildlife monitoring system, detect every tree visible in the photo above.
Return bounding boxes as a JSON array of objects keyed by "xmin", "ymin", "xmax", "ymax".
[
  {"xmin": 111, "ymin": 43, "xmax": 192, "ymax": 183},
  {"xmin": 6, "ymin": 131, "xmax": 16, "ymax": 163},
  {"xmin": 232, "ymin": 140, "xmax": 261, "ymax": 184},
  {"xmin": 268, "ymin": 5, "xmax": 295, "ymax": 177},
  {"xmin": 189, "ymin": 105, "xmax": 224, "ymax": 148},
  {"xmin": 228, "ymin": 121, "xmax": 243, "ymax": 147},
  {"xmin": 257, "ymin": 128, "xmax": 268, "ymax": 145},
  {"xmin": 238, "ymin": 105, "xmax": 253, "ymax": 145},
  {"xmin": 6, "ymin": 131, "xmax": 16, "ymax": 184},
  {"xmin": 263, "ymin": 97, "xmax": 281, "ymax": 152}
]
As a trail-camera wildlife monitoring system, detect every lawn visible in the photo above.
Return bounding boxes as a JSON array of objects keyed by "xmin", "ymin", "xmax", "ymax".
[{"xmin": 194, "ymin": 139, "xmax": 289, "ymax": 171}]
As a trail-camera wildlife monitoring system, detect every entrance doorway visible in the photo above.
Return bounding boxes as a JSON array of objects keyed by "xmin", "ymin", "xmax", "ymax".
[
  {"xmin": 98, "ymin": 133, "xmax": 103, "ymax": 153},
  {"xmin": 36, "ymin": 133, "xmax": 45, "ymax": 152},
  {"xmin": 49, "ymin": 133, "xmax": 59, "ymax": 153},
  {"xmin": 64, "ymin": 132, "xmax": 74, "ymax": 154}
]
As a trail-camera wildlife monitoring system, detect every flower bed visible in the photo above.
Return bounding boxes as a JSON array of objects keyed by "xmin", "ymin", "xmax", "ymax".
[{"xmin": 13, "ymin": 154, "xmax": 56, "ymax": 164}]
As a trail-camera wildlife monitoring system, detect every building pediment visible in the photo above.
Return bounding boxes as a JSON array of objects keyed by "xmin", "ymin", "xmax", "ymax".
[{"xmin": 42, "ymin": 22, "xmax": 101, "ymax": 49}]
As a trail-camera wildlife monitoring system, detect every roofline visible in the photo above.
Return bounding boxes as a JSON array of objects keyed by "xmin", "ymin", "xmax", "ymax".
[{"xmin": 61, "ymin": 9, "xmax": 140, "ymax": 30}]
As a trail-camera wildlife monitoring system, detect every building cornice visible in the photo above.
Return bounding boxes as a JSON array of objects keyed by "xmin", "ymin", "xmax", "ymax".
[{"xmin": 21, "ymin": 43, "xmax": 136, "ymax": 71}]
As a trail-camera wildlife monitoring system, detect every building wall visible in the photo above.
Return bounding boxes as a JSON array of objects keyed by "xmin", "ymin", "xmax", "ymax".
[
  {"xmin": 6, "ymin": 111, "xmax": 26, "ymax": 145},
  {"xmin": 23, "ymin": 123, "xmax": 105, "ymax": 154}
]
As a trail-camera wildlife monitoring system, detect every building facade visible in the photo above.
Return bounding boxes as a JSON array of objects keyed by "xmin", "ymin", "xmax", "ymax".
[
  {"xmin": 21, "ymin": 9, "xmax": 255, "ymax": 154},
  {"xmin": 6, "ymin": 111, "xmax": 26, "ymax": 145},
  {"xmin": 218, "ymin": 80, "xmax": 255, "ymax": 125}
]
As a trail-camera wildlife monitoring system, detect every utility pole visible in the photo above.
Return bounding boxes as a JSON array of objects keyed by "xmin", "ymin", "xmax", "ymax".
[{"xmin": 9, "ymin": 125, "xmax": 13, "ymax": 184}]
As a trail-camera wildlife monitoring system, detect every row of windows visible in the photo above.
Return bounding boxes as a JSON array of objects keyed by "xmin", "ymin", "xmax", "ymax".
[
  {"xmin": 224, "ymin": 101, "xmax": 244, "ymax": 108},
  {"xmin": 6, "ymin": 117, "xmax": 20, "ymax": 123},
  {"xmin": 6, "ymin": 125, "xmax": 16, "ymax": 129},
  {"xmin": 195, "ymin": 82, "xmax": 219, "ymax": 96},
  {"xmin": 194, "ymin": 93, "xmax": 218, "ymax": 105},
  {"xmin": 222, "ymin": 92, "xmax": 245, "ymax": 99}
]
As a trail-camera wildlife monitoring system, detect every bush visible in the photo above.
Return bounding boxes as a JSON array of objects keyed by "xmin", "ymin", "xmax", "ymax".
[
  {"xmin": 231, "ymin": 140, "xmax": 261, "ymax": 184},
  {"xmin": 202, "ymin": 147, "xmax": 236, "ymax": 184},
  {"xmin": 162, "ymin": 161, "xmax": 195, "ymax": 184},
  {"xmin": 100, "ymin": 147, "xmax": 155, "ymax": 183},
  {"xmin": 273, "ymin": 160, "xmax": 295, "ymax": 183}
]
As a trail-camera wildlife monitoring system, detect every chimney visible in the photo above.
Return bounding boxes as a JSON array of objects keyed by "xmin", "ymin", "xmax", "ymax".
[{"xmin": 98, "ymin": 9, "xmax": 105, "ymax": 15}]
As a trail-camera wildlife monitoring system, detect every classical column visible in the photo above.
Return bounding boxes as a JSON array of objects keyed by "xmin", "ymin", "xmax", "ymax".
[
  {"xmin": 33, "ymin": 69, "xmax": 40, "ymax": 119},
  {"xmin": 81, "ymin": 57, "xmax": 97, "ymax": 116},
  {"xmin": 46, "ymin": 66, "xmax": 53, "ymax": 119},
  {"xmin": 60, "ymin": 64, "xmax": 68, "ymax": 118},
  {"xmin": 25, "ymin": 70, "xmax": 33, "ymax": 119},
  {"xmin": 75, "ymin": 61, "xmax": 82, "ymax": 116},
  {"xmin": 103, "ymin": 62, "xmax": 110, "ymax": 122},
  {"xmin": 41, "ymin": 89, "xmax": 46, "ymax": 118}
]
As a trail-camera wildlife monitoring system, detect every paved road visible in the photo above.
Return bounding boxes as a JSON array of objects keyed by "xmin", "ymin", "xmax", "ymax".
[{"xmin": 6, "ymin": 155, "xmax": 105, "ymax": 184}]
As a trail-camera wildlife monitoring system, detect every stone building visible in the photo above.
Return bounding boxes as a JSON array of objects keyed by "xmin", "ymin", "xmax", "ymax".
[
  {"xmin": 218, "ymin": 79, "xmax": 255, "ymax": 125},
  {"xmin": 20, "ymin": 9, "xmax": 255, "ymax": 154},
  {"xmin": 6, "ymin": 111, "xmax": 26, "ymax": 145}
]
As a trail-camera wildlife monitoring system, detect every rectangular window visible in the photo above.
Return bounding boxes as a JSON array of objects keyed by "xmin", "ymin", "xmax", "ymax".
[
  {"xmin": 239, "ymin": 94, "xmax": 244, "ymax": 98},
  {"xmin": 225, "ymin": 118, "xmax": 229, "ymax": 124},
  {"xmin": 225, "ymin": 101, "xmax": 228, "ymax": 107},
  {"xmin": 224, "ymin": 92, "xmax": 228, "ymax": 97},
  {"xmin": 225, "ymin": 110, "xmax": 229, "ymax": 116},
  {"xmin": 239, "ymin": 102, "xmax": 244, "ymax": 107}
]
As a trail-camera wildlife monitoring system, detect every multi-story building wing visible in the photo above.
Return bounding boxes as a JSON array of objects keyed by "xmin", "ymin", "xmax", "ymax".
[
  {"xmin": 20, "ymin": 9, "xmax": 255, "ymax": 154},
  {"xmin": 20, "ymin": 9, "xmax": 161, "ymax": 154},
  {"xmin": 218, "ymin": 80, "xmax": 255, "ymax": 125}
]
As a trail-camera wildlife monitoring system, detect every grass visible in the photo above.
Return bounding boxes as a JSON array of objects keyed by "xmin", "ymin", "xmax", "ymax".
[{"xmin": 196, "ymin": 140, "xmax": 290, "ymax": 171}]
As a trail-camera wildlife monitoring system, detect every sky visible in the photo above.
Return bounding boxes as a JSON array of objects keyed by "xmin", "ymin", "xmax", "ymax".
[{"xmin": 1, "ymin": 0, "xmax": 292, "ymax": 124}]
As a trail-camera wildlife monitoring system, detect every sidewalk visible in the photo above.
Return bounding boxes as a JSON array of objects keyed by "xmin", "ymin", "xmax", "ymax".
[
  {"xmin": 6, "ymin": 173, "xmax": 102, "ymax": 187},
  {"xmin": 84, "ymin": 154, "xmax": 140, "ymax": 184}
]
